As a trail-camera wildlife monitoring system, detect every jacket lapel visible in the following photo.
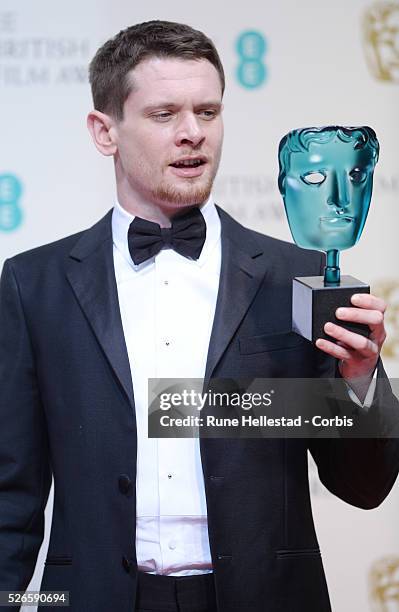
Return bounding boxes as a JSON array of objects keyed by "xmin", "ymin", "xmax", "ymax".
[
  {"xmin": 65, "ymin": 210, "xmax": 134, "ymax": 409},
  {"xmin": 204, "ymin": 207, "xmax": 270, "ymax": 387},
  {"xmin": 63, "ymin": 205, "xmax": 270, "ymax": 408}
]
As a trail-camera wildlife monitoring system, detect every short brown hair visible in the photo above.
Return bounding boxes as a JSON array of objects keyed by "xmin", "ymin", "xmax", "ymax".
[{"xmin": 89, "ymin": 20, "xmax": 225, "ymax": 121}]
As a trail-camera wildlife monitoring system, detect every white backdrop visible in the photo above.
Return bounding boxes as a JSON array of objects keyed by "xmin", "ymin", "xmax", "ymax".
[{"xmin": 1, "ymin": 1, "xmax": 398, "ymax": 610}]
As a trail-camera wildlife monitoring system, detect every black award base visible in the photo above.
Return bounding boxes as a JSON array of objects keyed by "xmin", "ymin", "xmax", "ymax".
[{"xmin": 292, "ymin": 275, "xmax": 370, "ymax": 343}]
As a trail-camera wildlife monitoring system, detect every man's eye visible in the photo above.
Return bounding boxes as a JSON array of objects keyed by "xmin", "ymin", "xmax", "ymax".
[
  {"xmin": 198, "ymin": 110, "xmax": 217, "ymax": 120},
  {"xmin": 349, "ymin": 168, "xmax": 367, "ymax": 184},
  {"xmin": 152, "ymin": 112, "xmax": 173, "ymax": 122},
  {"xmin": 301, "ymin": 172, "xmax": 326, "ymax": 185}
]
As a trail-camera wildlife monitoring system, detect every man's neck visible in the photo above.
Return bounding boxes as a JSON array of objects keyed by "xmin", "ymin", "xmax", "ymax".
[{"xmin": 117, "ymin": 193, "xmax": 207, "ymax": 228}]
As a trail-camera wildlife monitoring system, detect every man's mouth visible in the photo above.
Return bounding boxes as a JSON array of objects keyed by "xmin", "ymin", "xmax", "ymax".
[
  {"xmin": 169, "ymin": 157, "xmax": 207, "ymax": 168},
  {"xmin": 168, "ymin": 156, "xmax": 208, "ymax": 178}
]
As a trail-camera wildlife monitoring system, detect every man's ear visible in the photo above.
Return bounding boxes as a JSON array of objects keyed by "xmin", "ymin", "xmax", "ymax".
[{"xmin": 87, "ymin": 110, "xmax": 117, "ymax": 156}]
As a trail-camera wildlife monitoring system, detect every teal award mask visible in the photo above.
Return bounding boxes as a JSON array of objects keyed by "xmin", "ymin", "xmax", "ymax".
[{"xmin": 278, "ymin": 126, "xmax": 379, "ymax": 285}]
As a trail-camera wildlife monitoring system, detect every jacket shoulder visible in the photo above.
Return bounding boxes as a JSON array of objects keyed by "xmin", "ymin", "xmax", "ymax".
[
  {"xmin": 216, "ymin": 205, "xmax": 324, "ymax": 268},
  {"xmin": 7, "ymin": 231, "xmax": 85, "ymax": 268},
  {"xmin": 3, "ymin": 209, "xmax": 113, "ymax": 274}
]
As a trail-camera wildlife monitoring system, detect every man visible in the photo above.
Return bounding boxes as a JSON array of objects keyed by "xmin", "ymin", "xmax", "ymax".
[{"xmin": 0, "ymin": 20, "xmax": 398, "ymax": 612}]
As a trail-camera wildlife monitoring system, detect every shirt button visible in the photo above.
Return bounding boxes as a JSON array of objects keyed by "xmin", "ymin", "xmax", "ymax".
[{"xmin": 168, "ymin": 541, "xmax": 177, "ymax": 550}]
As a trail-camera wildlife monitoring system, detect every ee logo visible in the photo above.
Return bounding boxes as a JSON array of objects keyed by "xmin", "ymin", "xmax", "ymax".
[
  {"xmin": 236, "ymin": 30, "xmax": 268, "ymax": 89},
  {"xmin": 0, "ymin": 174, "xmax": 23, "ymax": 232}
]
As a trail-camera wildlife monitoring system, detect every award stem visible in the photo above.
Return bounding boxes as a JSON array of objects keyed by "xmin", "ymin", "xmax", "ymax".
[{"xmin": 324, "ymin": 249, "xmax": 340, "ymax": 286}]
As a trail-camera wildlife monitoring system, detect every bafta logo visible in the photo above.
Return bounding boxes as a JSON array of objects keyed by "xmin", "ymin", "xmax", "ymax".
[
  {"xmin": 369, "ymin": 556, "xmax": 399, "ymax": 611},
  {"xmin": 362, "ymin": 2, "xmax": 399, "ymax": 82}
]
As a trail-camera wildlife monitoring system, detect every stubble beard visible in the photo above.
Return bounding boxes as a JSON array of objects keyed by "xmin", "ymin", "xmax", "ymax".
[
  {"xmin": 151, "ymin": 158, "xmax": 220, "ymax": 211},
  {"xmin": 153, "ymin": 180, "xmax": 213, "ymax": 209}
]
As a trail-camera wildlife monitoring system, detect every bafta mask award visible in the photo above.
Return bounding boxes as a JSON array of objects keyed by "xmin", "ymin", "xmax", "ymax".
[{"xmin": 278, "ymin": 125, "xmax": 379, "ymax": 343}]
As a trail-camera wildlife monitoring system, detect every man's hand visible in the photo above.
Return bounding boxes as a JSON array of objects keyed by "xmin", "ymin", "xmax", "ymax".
[{"xmin": 315, "ymin": 293, "xmax": 387, "ymax": 384}]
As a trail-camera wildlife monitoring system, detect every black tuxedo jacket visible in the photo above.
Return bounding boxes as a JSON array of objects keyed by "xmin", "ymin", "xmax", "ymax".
[{"xmin": 0, "ymin": 206, "xmax": 398, "ymax": 612}]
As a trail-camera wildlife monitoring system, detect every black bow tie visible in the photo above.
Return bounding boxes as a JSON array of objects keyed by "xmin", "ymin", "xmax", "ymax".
[{"xmin": 128, "ymin": 207, "xmax": 206, "ymax": 265}]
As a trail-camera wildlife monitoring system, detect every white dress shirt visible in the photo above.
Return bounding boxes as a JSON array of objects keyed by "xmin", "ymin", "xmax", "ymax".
[{"xmin": 112, "ymin": 196, "xmax": 221, "ymax": 575}]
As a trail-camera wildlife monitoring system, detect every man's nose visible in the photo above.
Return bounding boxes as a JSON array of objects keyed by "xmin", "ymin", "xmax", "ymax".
[
  {"xmin": 327, "ymin": 172, "xmax": 350, "ymax": 210},
  {"xmin": 175, "ymin": 113, "xmax": 204, "ymax": 148}
]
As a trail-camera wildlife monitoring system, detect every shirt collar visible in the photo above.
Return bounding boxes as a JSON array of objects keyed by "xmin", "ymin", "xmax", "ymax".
[{"xmin": 112, "ymin": 195, "xmax": 221, "ymax": 270}]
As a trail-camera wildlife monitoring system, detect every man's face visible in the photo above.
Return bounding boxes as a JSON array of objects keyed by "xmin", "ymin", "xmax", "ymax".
[
  {"xmin": 111, "ymin": 56, "xmax": 224, "ymax": 215},
  {"xmin": 281, "ymin": 137, "xmax": 376, "ymax": 252}
]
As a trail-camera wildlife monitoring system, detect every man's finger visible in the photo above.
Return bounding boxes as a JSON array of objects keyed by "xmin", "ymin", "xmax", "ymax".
[
  {"xmin": 351, "ymin": 293, "xmax": 387, "ymax": 313},
  {"xmin": 315, "ymin": 337, "xmax": 354, "ymax": 360},
  {"xmin": 323, "ymin": 322, "xmax": 379, "ymax": 357},
  {"xmin": 335, "ymin": 307, "xmax": 384, "ymax": 328}
]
